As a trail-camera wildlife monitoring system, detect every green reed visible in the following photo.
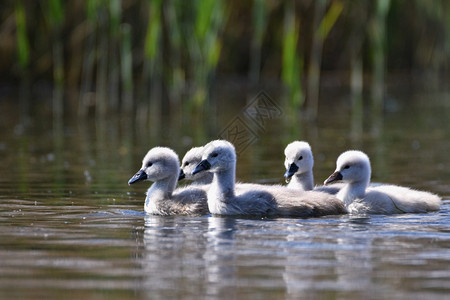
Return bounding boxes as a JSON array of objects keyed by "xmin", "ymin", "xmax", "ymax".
[
  {"xmin": 369, "ymin": 0, "xmax": 390, "ymax": 118},
  {"xmin": 108, "ymin": 0, "xmax": 122, "ymax": 112},
  {"xmin": 43, "ymin": 0, "xmax": 65, "ymax": 118},
  {"xmin": 120, "ymin": 23, "xmax": 133, "ymax": 113},
  {"xmin": 188, "ymin": 0, "xmax": 226, "ymax": 111},
  {"xmin": 306, "ymin": 0, "xmax": 343, "ymax": 120},
  {"xmin": 14, "ymin": 1, "xmax": 29, "ymax": 70},
  {"xmin": 282, "ymin": 1, "xmax": 302, "ymax": 111},
  {"xmin": 249, "ymin": 0, "xmax": 268, "ymax": 84},
  {"xmin": 164, "ymin": 0, "xmax": 184, "ymax": 107},
  {"xmin": 3, "ymin": 0, "xmax": 450, "ymax": 120}
]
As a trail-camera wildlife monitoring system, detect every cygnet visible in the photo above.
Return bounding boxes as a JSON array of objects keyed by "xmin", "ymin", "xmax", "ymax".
[
  {"xmin": 192, "ymin": 140, "xmax": 346, "ymax": 217},
  {"xmin": 128, "ymin": 147, "xmax": 209, "ymax": 215},
  {"xmin": 324, "ymin": 150, "xmax": 441, "ymax": 214},
  {"xmin": 179, "ymin": 146, "xmax": 213, "ymax": 185},
  {"xmin": 284, "ymin": 141, "xmax": 343, "ymax": 194}
]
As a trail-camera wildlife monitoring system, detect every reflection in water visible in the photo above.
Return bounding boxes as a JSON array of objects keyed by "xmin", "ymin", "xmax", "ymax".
[
  {"xmin": 141, "ymin": 216, "xmax": 239, "ymax": 299},
  {"xmin": 350, "ymin": 92, "xmax": 363, "ymax": 148},
  {"xmin": 333, "ymin": 219, "xmax": 374, "ymax": 295},
  {"xmin": 52, "ymin": 86, "xmax": 65, "ymax": 195},
  {"xmin": 0, "ymin": 87, "xmax": 448, "ymax": 299},
  {"xmin": 204, "ymin": 217, "xmax": 237, "ymax": 299},
  {"xmin": 282, "ymin": 222, "xmax": 312, "ymax": 298},
  {"xmin": 281, "ymin": 214, "xmax": 450, "ymax": 298},
  {"xmin": 280, "ymin": 220, "xmax": 358, "ymax": 299},
  {"xmin": 142, "ymin": 215, "xmax": 209, "ymax": 298}
]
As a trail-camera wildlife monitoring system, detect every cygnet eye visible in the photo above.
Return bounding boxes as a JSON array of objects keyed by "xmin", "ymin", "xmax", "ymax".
[
  {"xmin": 184, "ymin": 161, "xmax": 190, "ymax": 166},
  {"xmin": 211, "ymin": 152, "xmax": 218, "ymax": 158},
  {"xmin": 147, "ymin": 162, "xmax": 153, "ymax": 167},
  {"xmin": 343, "ymin": 165, "xmax": 350, "ymax": 169},
  {"xmin": 298, "ymin": 156, "xmax": 303, "ymax": 160}
]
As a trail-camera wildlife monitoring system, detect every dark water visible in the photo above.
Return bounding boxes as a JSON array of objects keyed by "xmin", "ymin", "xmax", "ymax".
[{"xmin": 0, "ymin": 86, "xmax": 449, "ymax": 299}]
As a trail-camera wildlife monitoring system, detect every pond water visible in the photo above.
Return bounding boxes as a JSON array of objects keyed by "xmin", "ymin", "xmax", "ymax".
[{"xmin": 0, "ymin": 85, "xmax": 449, "ymax": 299}]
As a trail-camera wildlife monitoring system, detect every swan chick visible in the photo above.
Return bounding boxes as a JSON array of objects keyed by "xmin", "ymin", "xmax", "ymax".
[
  {"xmin": 179, "ymin": 146, "xmax": 266, "ymax": 192},
  {"xmin": 128, "ymin": 147, "xmax": 209, "ymax": 216},
  {"xmin": 179, "ymin": 146, "xmax": 213, "ymax": 185},
  {"xmin": 324, "ymin": 150, "xmax": 441, "ymax": 214},
  {"xmin": 192, "ymin": 140, "xmax": 346, "ymax": 217},
  {"xmin": 284, "ymin": 141, "xmax": 342, "ymax": 194}
]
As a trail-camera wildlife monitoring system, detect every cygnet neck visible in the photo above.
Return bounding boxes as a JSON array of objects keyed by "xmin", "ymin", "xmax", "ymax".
[
  {"xmin": 338, "ymin": 179, "xmax": 369, "ymax": 206},
  {"xmin": 290, "ymin": 170, "xmax": 314, "ymax": 191},
  {"xmin": 146, "ymin": 175, "xmax": 177, "ymax": 203},
  {"xmin": 211, "ymin": 164, "xmax": 236, "ymax": 201}
]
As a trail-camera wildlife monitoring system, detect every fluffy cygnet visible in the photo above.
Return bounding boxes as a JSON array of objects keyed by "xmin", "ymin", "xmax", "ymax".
[
  {"xmin": 179, "ymin": 145, "xmax": 267, "ymax": 193},
  {"xmin": 324, "ymin": 150, "xmax": 442, "ymax": 214},
  {"xmin": 128, "ymin": 147, "xmax": 209, "ymax": 215},
  {"xmin": 283, "ymin": 141, "xmax": 343, "ymax": 194},
  {"xmin": 179, "ymin": 146, "xmax": 213, "ymax": 185},
  {"xmin": 192, "ymin": 140, "xmax": 346, "ymax": 217}
]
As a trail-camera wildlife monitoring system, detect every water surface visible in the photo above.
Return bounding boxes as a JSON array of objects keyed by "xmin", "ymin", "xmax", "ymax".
[{"xmin": 0, "ymin": 87, "xmax": 449, "ymax": 299}]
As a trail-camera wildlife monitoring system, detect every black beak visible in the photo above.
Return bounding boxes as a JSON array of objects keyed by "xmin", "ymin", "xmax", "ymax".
[
  {"xmin": 178, "ymin": 169, "xmax": 186, "ymax": 181},
  {"xmin": 192, "ymin": 159, "xmax": 211, "ymax": 175},
  {"xmin": 284, "ymin": 163, "xmax": 299, "ymax": 179},
  {"xmin": 324, "ymin": 171, "xmax": 343, "ymax": 185},
  {"xmin": 128, "ymin": 169, "xmax": 147, "ymax": 185}
]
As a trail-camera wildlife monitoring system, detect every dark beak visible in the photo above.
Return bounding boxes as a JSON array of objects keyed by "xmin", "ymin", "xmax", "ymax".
[
  {"xmin": 324, "ymin": 171, "xmax": 343, "ymax": 185},
  {"xmin": 192, "ymin": 159, "xmax": 211, "ymax": 175},
  {"xmin": 284, "ymin": 163, "xmax": 299, "ymax": 179},
  {"xmin": 128, "ymin": 169, "xmax": 147, "ymax": 185},
  {"xmin": 178, "ymin": 169, "xmax": 186, "ymax": 181}
]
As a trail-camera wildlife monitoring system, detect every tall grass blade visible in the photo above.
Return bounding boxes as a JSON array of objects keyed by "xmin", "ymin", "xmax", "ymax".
[
  {"xmin": 14, "ymin": 1, "xmax": 30, "ymax": 70},
  {"xmin": 120, "ymin": 23, "xmax": 133, "ymax": 113},
  {"xmin": 282, "ymin": 1, "xmax": 302, "ymax": 110},
  {"xmin": 370, "ymin": 0, "xmax": 390, "ymax": 124},
  {"xmin": 250, "ymin": 0, "xmax": 268, "ymax": 84},
  {"xmin": 108, "ymin": 0, "xmax": 121, "ymax": 112}
]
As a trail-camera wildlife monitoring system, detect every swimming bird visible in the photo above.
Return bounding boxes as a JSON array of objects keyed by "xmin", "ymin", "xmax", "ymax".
[
  {"xmin": 192, "ymin": 140, "xmax": 346, "ymax": 217},
  {"xmin": 179, "ymin": 146, "xmax": 213, "ymax": 185},
  {"xmin": 283, "ymin": 141, "xmax": 343, "ymax": 194},
  {"xmin": 324, "ymin": 150, "xmax": 442, "ymax": 214},
  {"xmin": 179, "ymin": 145, "xmax": 267, "ymax": 193},
  {"xmin": 128, "ymin": 147, "xmax": 209, "ymax": 216}
]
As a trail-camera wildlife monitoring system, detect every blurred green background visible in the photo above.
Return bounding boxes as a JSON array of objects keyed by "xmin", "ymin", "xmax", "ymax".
[
  {"xmin": 0, "ymin": 6, "xmax": 449, "ymax": 297},
  {"xmin": 1, "ymin": 0, "xmax": 449, "ymax": 120}
]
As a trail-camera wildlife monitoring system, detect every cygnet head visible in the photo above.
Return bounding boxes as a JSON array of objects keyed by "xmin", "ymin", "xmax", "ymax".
[
  {"xmin": 324, "ymin": 150, "xmax": 371, "ymax": 186},
  {"xmin": 284, "ymin": 141, "xmax": 314, "ymax": 180},
  {"xmin": 192, "ymin": 140, "xmax": 236, "ymax": 175},
  {"xmin": 179, "ymin": 146, "xmax": 208, "ymax": 181},
  {"xmin": 128, "ymin": 147, "xmax": 180, "ymax": 185}
]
